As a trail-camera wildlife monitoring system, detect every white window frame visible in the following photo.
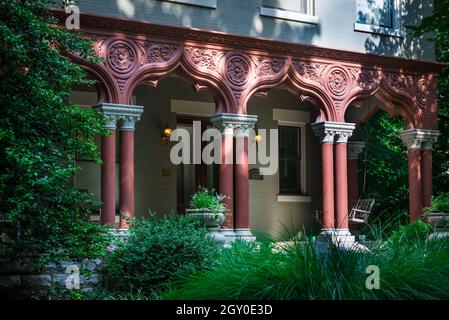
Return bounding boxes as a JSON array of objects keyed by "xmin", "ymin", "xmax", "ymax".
[
  {"xmin": 260, "ymin": 0, "xmax": 318, "ymax": 25},
  {"xmin": 276, "ymin": 121, "xmax": 309, "ymax": 203},
  {"xmin": 273, "ymin": 108, "xmax": 310, "ymax": 203},
  {"xmin": 159, "ymin": 0, "xmax": 217, "ymax": 9},
  {"xmin": 354, "ymin": 0, "xmax": 404, "ymax": 37}
]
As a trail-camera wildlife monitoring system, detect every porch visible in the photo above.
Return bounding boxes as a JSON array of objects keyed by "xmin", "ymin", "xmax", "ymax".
[{"xmin": 61, "ymin": 11, "xmax": 441, "ymax": 242}]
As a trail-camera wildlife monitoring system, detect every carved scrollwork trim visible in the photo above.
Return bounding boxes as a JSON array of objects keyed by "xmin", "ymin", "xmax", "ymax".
[{"xmin": 60, "ymin": 13, "xmax": 438, "ymax": 130}]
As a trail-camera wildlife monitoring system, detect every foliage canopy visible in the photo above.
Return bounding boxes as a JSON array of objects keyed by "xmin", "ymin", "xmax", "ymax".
[{"xmin": 0, "ymin": 0, "xmax": 109, "ymax": 262}]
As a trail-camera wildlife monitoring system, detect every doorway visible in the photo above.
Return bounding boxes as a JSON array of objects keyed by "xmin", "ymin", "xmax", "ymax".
[{"xmin": 176, "ymin": 116, "xmax": 219, "ymax": 213}]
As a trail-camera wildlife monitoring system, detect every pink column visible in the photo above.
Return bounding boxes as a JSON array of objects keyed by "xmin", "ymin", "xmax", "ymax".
[
  {"xmin": 335, "ymin": 141, "xmax": 349, "ymax": 229},
  {"xmin": 313, "ymin": 122, "xmax": 354, "ymax": 233},
  {"xmin": 119, "ymin": 130, "xmax": 134, "ymax": 229},
  {"xmin": 312, "ymin": 122, "xmax": 337, "ymax": 231},
  {"xmin": 235, "ymin": 136, "xmax": 250, "ymax": 232},
  {"xmin": 408, "ymin": 148, "xmax": 422, "ymax": 222},
  {"xmin": 220, "ymin": 134, "xmax": 234, "ymax": 229},
  {"xmin": 117, "ymin": 106, "xmax": 143, "ymax": 229},
  {"xmin": 101, "ymin": 130, "xmax": 116, "ymax": 226},
  {"xmin": 400, "ymin": 129, "xmax": 425, "ymax": 223},
  {"xmin": 421, "ymin": 147, "xmax": 433, "ymax": 209},
  {"xmin": 321, "ymin": 142, "xmax": 335, "ymax": 230}
]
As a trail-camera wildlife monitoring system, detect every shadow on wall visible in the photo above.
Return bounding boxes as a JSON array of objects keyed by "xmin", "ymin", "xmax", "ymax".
[
  {"xmin": 363, "ymin": 0, "xmax": 435, "ymax": 60},
  {"xmin": 81, "ymin": 0, "xmax": 322, "ymax": 46}
]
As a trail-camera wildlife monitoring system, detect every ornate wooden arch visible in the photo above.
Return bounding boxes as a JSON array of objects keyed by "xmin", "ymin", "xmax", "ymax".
[{"xmin": 57, "ymin": 10, "xmax": 441, "ymax": 130}]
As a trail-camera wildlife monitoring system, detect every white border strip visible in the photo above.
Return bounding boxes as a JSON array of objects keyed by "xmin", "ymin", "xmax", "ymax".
[
  {"xmin": 163, "ymin": 0, "xmax": 217, "ymax": 9},
  {"xmin": 260, "ymin": 6, "xmax": 319, "ymax": 24},
  {"xmin": 277, "ymin": 195, "xmax": 312, "ymax": 203}
]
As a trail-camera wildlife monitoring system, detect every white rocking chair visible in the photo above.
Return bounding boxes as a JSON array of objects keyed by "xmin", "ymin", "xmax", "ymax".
[{"xmin": 348, "ymin": 199, "xmax": 375, "ymax": 224}]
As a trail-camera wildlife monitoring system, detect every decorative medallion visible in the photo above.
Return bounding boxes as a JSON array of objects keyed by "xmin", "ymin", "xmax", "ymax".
[
  {"xmin": 225, "ymin": 55, "xmax": 250, "ymax": 86},
  {"xmin": 327, "ymin": 67, "xmax": 349, "ymax": 96},
  {"xmin": 108, "ymin": 40, "xmax": 136, "ymax": 74}
]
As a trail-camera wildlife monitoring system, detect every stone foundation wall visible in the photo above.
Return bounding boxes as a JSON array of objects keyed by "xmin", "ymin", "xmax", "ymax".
[{"xmin": 0, "ymin": 257, "xmax": 104, "ymax": 299}]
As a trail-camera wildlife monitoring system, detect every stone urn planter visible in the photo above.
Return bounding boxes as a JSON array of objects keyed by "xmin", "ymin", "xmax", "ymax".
[
  {"xmin": 425, "ymin": 212, "xmax": 449, "ymax": 229},
  {"xmin": 186, "ymin": 208, "xmax": 226, "ymax": 227},
  {"xmin": 425, "ymin": 212, "xmax": 449, "ymax": 240},
  {"xmin": 423, "ymin": 193, "xmax": 449, "ymax": 240},
  {"xmin": 186, "ymin": 208, "xmax": 227, "ymax": 245}
]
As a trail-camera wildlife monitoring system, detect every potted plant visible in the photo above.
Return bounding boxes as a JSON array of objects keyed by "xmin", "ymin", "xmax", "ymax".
[
  {"xmin": 186, "ymin": 187, "xmax": 228, "ymax": 244},
  {"xmin": 423, "ymin": 192, "xmax": 449, "ymax": 230}
]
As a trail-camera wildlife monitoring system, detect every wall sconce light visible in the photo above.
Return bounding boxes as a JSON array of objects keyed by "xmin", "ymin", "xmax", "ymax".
[
  {"xmin": 255, "ymin": 133, "xmax": 263, "ymax": 143},
  {"xmin": 253, "ymin": 127, "xmax": 262, "ymax": 150},
  {"xmin": 162, "ymin": 124, "xmax": 173, "ymax": 144},
  {"xmin": 254, "ymin": 125, "xmax": 263, "ymax": 145}
]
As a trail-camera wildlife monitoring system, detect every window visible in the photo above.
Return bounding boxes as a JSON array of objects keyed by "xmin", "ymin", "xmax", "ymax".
[
  {"xmin": 263, "ymin": 0, "xmax": 314, "ymax": 15},
  {"xmin": 357, "ymin": 0, "xmax": 393, "ymax": 28},
  {"xmin": 354, "ymin": 0, "xmax": 403, "ymax": 37},
  {"xmin": 157, "ymin": 0, "xmax": 217, "ymax": 9},
  {"xmin": 274, "ymin": 109, "xmax": 310, "ymax": 202},
  {"xmin": 278, "ymin": 125, "xmax": 301, "ymax": 195},
  {"xmin": 261, "ymin": 0, "xmax": 318, "ymax": 24}
]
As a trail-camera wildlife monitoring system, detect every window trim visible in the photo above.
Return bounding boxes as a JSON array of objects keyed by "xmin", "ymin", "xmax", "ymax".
[
  {"xmin": 260, "ymin": 7, "xmax": 318, "ymax": 24},
  {"xmin": 354, "ymin": 0, "xmax": 405, "ymax": 37},
  {"xmin": 277, "ymin": 121, "xmax": 307, "ymax": 198},
  {"xmin": 277, "ymin": 195, "xmax": 312, "ymax": 203},
  {"xmin": 160, "ymin": 0, "xmax": 217, "ymax": 9}
]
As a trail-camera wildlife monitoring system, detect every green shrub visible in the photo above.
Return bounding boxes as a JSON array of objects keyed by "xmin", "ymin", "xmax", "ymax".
[
  {"xmin": 103, "ymin": 212, "xmax": 217, "ymax": 294},
  {"xmin": 190, "ymin": 187, "xmax": 226, "ymax": 213},
  {"xmin": 164, "ymin": 222, "xmax": 449, "ymax": 300},
  {"xmin": 384, "ymin": 220, "xmax": 432, "ymax": 247},
  {"xmin": 48, "ymin": 287, "xmax": 155, "ymax": 301},
  {"xmin": 423, "ymin": 192, "xmax": 449, "ymax": 214},
  {"xmin": 0, "ymin": 0, "xmax": 109, "ymax": 263}
]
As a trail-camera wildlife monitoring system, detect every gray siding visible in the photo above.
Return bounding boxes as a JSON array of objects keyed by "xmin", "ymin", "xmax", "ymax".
[{"xmin": 73, "ymin": 0, "xmax": 434, "ymax": 60}]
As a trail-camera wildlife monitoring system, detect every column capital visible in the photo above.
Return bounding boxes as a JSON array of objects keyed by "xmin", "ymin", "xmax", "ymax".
[
  {"xmin": 210, "ymin": 113, "xmax": 257, "ymax": 137},
  {"xmin": 94, "ymin": 103, "xmax": 144, "ymax": 131},
  {"xmin": 399, "ymin": 129, "xmax": 440, "ymax": 150},
  {"xmin": 311, "ymin": 122, "xmax": 356, "ymax": 144},
  {"xmin": 347, "ymin": 141, "xmax": 365, "ymax": 160}
]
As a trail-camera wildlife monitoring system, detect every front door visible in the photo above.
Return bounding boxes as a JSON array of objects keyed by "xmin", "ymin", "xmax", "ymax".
[{"xmin": 176, "ymin": 116, "xmax": 219, "ymax": 213}]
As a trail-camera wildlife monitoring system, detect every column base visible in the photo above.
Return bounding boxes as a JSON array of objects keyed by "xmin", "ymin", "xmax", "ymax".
[
  {"xmin": 234, "ymin": 228, "xmax": 256, "ymax": 241},
  {"xmin": 207, "ymin": 227, "xmax": 227, "ymax": 245},
  {"xmin": 220, "ymin": 228, "xmax": 237, "ymax": 238},
  {"xmin": 315, "ymin": 228, "xmax": 368, "ymax": 252}
]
